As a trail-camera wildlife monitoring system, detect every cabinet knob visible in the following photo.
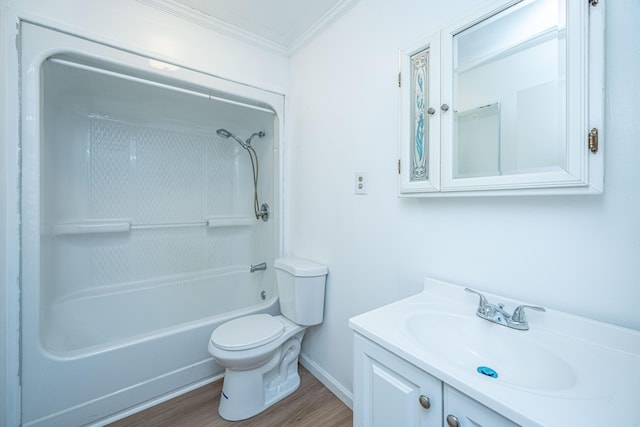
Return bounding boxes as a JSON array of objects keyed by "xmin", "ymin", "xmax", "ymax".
[
  {"xmin": 418, "ymin": 395, "xmax": 431, "ymax": 409},
  {"xmin": 446, "ymin": 414, "xmax": 460, "ymax": 427},
  {"xmin": 427, "ymin": 107, "xmax": 436, "ymax": 115},
  {"xmin": 441, "ymin": 104, "xmax": 450, "ymax": 111}
]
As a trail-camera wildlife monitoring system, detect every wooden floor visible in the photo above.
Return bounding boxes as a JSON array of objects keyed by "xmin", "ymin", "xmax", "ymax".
[{"xmin": 109, "ymin": 365, "xmax": 352, "ymax": 427}]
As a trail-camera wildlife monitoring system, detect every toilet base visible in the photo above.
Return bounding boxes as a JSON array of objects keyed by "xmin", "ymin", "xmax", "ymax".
[{"xmin": 217, "ymin": 335, "xmax": 303, "ymax": 421}]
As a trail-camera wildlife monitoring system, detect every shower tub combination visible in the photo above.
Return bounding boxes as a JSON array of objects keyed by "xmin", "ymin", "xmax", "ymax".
[{"xmin": 20, "ymin": 23, "xmax": 284, "ymax": 426}]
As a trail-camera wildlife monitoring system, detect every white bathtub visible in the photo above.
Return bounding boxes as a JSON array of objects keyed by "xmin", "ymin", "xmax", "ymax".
[
  {"xmin": 43, "ymin": 269, "xmax": 275, "ymax": 356},
  {"xmin": 23, "ymin": 270, "xmax": 279, "ymax": 427}
]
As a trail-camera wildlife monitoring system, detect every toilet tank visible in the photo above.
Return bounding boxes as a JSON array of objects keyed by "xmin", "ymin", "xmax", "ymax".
[{"xmin": 274, "ymin": 257, "xmax": 328, "ymax": 326}]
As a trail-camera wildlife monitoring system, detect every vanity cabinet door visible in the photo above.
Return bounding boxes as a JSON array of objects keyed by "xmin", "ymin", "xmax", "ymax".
[
  {"xmin": 354, "ymin": 334, "xmax": 442, "ymax": 427},
  {"xmin": 443, "ymin": 385, "xmax": 519, "ymax": 427}
]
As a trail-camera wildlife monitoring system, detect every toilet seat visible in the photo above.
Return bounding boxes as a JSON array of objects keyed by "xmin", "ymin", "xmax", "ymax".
[{"xmin": 211, "ymin": 314, "xmax": 284, "ymax": 351}]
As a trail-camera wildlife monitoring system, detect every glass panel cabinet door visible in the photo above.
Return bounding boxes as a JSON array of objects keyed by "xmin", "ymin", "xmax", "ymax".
[{"xmin": 399, "ymin": 32, "xmax": 441, "ymax": 194}]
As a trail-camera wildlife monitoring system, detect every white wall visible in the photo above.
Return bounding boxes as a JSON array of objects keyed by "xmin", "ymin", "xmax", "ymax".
[{"xmin": 288, "ymin": 0, "xmax": 640, "ymax": 396}]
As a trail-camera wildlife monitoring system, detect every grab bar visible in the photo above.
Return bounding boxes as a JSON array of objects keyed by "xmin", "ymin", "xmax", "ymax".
[
  {"xmin": 131, "ymin": 222, "xmax": 206, "ymax": 230},
  {"xmin": 52, "ymin": 217, "xmax": 257, "ymax": 235},
  {"xmin": 53, "ymin": 220, "xmax": 131, "ymax": 235},
  {"xmin": 206, "ymin": 217, "xmax": 255, "ymax": 228}
]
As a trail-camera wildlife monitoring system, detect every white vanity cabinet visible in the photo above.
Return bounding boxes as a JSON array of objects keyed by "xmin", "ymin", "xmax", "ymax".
[{"xmin": 354, "ymin": 334, "xmax": 519, "ymax": 427}]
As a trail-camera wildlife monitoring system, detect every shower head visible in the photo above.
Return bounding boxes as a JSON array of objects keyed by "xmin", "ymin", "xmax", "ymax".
[
  {"xmin": 216, "ymin": 128, "xmax": 249, "ymax": 149},
  {"xmin": 216, "ymin": 128, "xmax": 265, "ymax": 149},
  {"xmin": 216, "ymin": 128, "xmax": 232, "ymax": 139}
]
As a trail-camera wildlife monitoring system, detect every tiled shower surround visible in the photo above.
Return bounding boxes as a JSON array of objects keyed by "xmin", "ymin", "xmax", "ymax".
[
  {"xmin": 53, "ymin": 117, "xmax": 237, "ymax": 290},
  {"xmin": 38, "ymin": 59, "xmax": 275, "ymax": 354}
]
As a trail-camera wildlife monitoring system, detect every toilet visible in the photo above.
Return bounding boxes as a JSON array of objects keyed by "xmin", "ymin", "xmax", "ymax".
[{"xmin": 208, "ymin": 257, "xmax": 328, "ymax": 421}]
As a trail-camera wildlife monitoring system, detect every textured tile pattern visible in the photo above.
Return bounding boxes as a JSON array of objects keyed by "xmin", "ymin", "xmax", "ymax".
[
  {"xmin": 80, "ymin": 117, "xmax": 249, "ymax": 288},
  {"xmin": 89, "ymin": 118, "xmax": 130, "ymax": 218}
]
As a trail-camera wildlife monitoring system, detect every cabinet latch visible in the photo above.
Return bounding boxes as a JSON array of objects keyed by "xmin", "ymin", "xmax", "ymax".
[{"xmin": 588, "ymin": 128, "xmax": 599, "ymax": 154}]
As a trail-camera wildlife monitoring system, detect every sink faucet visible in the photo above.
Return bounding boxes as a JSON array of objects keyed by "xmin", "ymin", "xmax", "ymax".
[{"xmin": 464, "ymin": 288, "xmax": 545, "ymax": 331}]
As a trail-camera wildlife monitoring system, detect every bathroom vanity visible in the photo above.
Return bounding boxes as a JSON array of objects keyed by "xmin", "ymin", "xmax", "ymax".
[{"xmin": 349, "ymin": 278, "xmax": 640, "ymax": 426}]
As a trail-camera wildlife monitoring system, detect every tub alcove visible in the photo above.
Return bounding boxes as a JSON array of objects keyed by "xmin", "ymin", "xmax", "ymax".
[{"xmin": 20, "ymin": 23, "xmax": 284, "ymax": 426}]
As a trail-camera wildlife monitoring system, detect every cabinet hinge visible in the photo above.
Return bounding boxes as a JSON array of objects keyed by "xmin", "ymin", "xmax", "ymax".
[
  {"xmin": 398, "ymin": 72, "xmax": 401, "ymax": 88},
  {"xmin": 397, "ymin": 159, "xmax": 401, "ymax": 174},
  {"xmin": 589, "ymin": 0, "xmax": 599, "ymax": 6},
  {"xmin": 588, "ymin": 128, "xmax": 599, "ymax": 154}
]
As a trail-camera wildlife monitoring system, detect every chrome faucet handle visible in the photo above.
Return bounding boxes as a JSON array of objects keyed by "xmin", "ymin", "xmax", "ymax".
[
  {"xmin": 464, "ymin": 288, "xmax": 488, "ymax": 308},
  {"xmin": 511, "ymin": 304, "xmax": 546, "ymax": 323}
]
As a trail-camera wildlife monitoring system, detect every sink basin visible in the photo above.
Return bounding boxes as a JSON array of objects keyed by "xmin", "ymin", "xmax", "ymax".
[{"xmin": 402, "ymin": 310, "xmax": 577, "ymax": 391}]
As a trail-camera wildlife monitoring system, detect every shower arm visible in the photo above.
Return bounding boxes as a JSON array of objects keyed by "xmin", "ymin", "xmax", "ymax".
[{"xmin": 245, "ymin": 131, "xmax": 265, "ymax": 147}]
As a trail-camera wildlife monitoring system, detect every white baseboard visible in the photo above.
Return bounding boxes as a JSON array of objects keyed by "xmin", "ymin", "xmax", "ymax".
[{"xmin": 299, "ymin": 352, "xmax": 353, "ymax": 410}]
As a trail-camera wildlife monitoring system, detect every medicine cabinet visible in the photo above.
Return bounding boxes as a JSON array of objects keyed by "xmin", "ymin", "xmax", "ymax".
[{"xmin": 398, "ymin": 0, "xmax": 604, "ymax": 196}]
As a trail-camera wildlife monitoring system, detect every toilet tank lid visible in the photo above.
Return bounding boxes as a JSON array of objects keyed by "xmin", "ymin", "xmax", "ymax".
[{"xmin": 274, "ymin": 257, "xmax": 328, "ymax": 277}]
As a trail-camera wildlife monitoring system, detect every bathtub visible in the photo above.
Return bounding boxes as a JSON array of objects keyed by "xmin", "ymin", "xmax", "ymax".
[
  {"xmin": 25, "ymin": 275, "xmax": 278, "ymax": 427},
  {"xmin": 43, "ymin": 269, "xmax": 276, "ymax": 356},
  {"xmin": 20, "ymin": 23, "xmax": 285, "ymax": 426}
]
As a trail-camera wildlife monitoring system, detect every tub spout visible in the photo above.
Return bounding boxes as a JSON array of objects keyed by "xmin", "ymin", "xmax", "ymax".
[{"xmin": 250, "ymin": 262, "xmax": 267, "ymax": 273}]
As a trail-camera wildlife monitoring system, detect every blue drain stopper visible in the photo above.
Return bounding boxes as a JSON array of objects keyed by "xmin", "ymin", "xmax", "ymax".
[{"xmin": 477, "ymin": 366, "xmax": 498, "ymax": 378}]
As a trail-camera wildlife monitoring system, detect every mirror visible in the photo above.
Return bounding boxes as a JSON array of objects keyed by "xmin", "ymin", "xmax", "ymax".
[{"xmin": 452, "ymin": 0, "xmax": 566, "ymax": 179}]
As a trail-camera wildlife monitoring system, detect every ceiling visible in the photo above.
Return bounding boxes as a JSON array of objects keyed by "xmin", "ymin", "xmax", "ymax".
[{"xmin": 167, "ymin": 0, "xmax": 358, "ymax": 54}]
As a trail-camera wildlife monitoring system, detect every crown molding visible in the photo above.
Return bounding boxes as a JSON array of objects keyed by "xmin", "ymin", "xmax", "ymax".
[
  {"xmin": 137, "ymin": 0, "xmax": 360, "ymax": 57},
  {"xmin": 136, "ymin": 0, "xmax": 289, "ymax": 56},
  {"xmin": 289, "ymin": 0, "xmax": 360, "ymax": 55}
]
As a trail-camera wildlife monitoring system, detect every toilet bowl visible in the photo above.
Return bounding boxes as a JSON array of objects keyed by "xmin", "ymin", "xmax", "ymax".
[{"xmin": 208, "ymin": 257, "xmax": 328, "ymax": 421}]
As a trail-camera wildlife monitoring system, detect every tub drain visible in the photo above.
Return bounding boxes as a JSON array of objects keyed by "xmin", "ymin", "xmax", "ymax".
[{"xmin": 477, "ymin": 366, "xmax": 498, "ymax": 378}]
